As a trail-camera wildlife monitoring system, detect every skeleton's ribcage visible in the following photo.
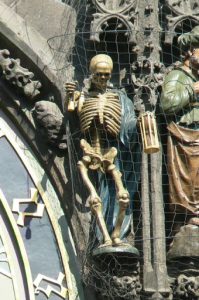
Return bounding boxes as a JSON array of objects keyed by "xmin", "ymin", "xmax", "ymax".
[{"xmin": 79, "ymin": 93, "xmax": 122, "ymax": 137}]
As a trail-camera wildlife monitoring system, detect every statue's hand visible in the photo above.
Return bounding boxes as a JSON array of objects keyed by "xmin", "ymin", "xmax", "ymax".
[
  {"xmin": 64, "ymin": 82, "xmax": 77, "ymax": 94},
  {"xmin": 193, "ymin": 81, "xmax": 199, "ymax": 95},
  {"xmin": 64, "ymin": 82, "xmax": 79, "ymax": 111}
]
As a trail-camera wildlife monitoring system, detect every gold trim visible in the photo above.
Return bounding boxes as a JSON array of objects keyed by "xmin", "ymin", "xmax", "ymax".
[
  {"xmin": 12, "ymin": 188, "xmax": 45, "ymax": 226},
  {"xmin": 0, "ymin": 245, "xmax": 12, "ymax": 279},
  {"xmin": 0, "ymin": 113, "xmax": 76, "ymax": 299},
  {"xmin": 34, "ymin": 272, "xmax": 68, "ymax": 299},
  {"xmin": 0, "ymin": 225, "xmax": 19, "ymax": 300},
  {"xmin": 33, "ymin": 182, "xmax": 74, "ymax": 299},
  {"xmin": 0, "ymin": 189, "xmax": 35, "ymax": 300}
]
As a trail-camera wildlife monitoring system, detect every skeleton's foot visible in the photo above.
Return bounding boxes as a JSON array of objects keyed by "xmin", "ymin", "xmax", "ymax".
[
  {"xmin": 112, "ymin": 237, "xmax": 123, "ymax": 246},
  {"xmin": 188, "ymin": 217, "xmax": 199, "ymax": 226},
  {"xmin": 109, "ymin": 192, "xmax": 130, "ymax": 248},
  {"xmin": 112, "ymin": 237, "xmax": 130, "ymax": 247},
  {"xmin": 98, "ymin": 239, "xmax": 112, "ymax": 248}
]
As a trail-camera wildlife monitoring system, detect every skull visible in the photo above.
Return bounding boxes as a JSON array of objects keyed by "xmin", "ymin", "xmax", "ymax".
[
  {"xmin": 91, "ymin": 62, "xmax": 112, "ymax": 90},
  {"xmin": 89, "ymin": 54, "xmax": 113, "ymax": 91}
]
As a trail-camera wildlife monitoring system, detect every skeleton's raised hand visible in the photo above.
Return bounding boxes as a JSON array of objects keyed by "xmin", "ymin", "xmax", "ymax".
[
  {"xmin": 64, "ymin": 82, "xmax": 79, "ymax": 111},
  {"xmin": 64, "ymin": 82, "xmax": 77, "ymax": 95}
]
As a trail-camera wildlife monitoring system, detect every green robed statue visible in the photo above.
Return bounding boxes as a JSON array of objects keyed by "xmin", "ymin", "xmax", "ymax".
[{"xmin": 161, "ymin": 26, "xmax": 199, "ymax": 228}]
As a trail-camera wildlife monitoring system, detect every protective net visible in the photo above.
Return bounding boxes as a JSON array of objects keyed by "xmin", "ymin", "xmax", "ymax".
[{"xmin": 49, "ymin": 1, "xmax": 199, "ymax": 299}]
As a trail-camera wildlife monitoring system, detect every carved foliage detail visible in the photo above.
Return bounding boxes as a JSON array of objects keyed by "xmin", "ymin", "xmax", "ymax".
[
  {"xmin": 166, "ymin": 0, "xmax": 199, "ymax": 16},
  {"xmin": 165, "ymin": 0, "xmax": 199, "ymax": 44},
  {"xmin": 0, "ymin": 49, "xmax": 41, "ymax": 98},
  {"xmin": 90, "ymin": 1, "xmax": 137, "ymax": 43},
  {"xmin": 132, "ymin": 60, "xmax": 165, "ymax": 110},
  {"xmin": 107, "ymin": 274, "xmax": 142, "ymax": 299},
  {"xmin": 173, "ymin": 275, "xmax": 199, "ymax": 299},
  {"xmin": 92, "ymin": 0, "xmax": 136, "ymax": 14},
  {"xmin": 84, "ymin": 258, "xmax": 141, "ymax": 300}
]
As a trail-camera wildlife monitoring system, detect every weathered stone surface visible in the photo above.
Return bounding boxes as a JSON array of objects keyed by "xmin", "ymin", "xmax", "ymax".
[
  {"xmin": 0, "ymin": 1, "xmax": 55, "ymax": 75},
  {"xmin": 167, "ymin": 225, "xmax": 199, "ymax": 259},
  {"xmin": 0, "ymin": 49, "xmax": 41, "ymax": 98},
  {"xmin": 1, "ymin": 0, "xmax": 74, "ymax": 41},
  {"xmin": 33, "ymin": 100, "xmax": 66, "ymax": 149},
  {"xmin": 0, "ymin": 0, "xmax": 76, "ymax": 87},
  {"xmin": 174, "ymin": 274, "xmax": 199, "ymax": 299}
]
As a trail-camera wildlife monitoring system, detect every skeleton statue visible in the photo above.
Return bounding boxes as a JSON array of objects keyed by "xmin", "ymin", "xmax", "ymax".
[{"xmin": 65, "ymin": 54, "xmax": 139, "ymax": 248}]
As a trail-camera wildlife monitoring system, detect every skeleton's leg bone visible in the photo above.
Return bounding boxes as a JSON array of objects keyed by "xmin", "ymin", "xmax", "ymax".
[
  {"xmin": 107, "ymin": 164, "xmax": 130, "ymax": 245},
  {"xmin": 77, "ymin": 159, "xmax": 112, "ymax": 246}
]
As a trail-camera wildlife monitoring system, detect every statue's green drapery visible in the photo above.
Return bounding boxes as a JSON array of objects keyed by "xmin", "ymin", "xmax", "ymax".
[{"xmin": 161, "ymin": 67, "xmax": 199, "ymax": 216}]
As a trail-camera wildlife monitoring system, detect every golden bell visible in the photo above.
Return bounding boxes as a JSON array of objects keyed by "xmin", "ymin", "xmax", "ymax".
[{"xmin": 138, "ymin": 111, "xmax": 160, "ymax": 154}]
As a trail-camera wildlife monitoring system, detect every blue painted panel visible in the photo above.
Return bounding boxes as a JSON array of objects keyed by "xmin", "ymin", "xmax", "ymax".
[{"xmin": 0, "ymin": 137, "xmax": 67, "ymax": 300}]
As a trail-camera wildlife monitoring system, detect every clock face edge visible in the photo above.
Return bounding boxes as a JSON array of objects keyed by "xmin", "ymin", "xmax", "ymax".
[{"xmin": 0, "ymin": 109, "xmax": 80, "ymax": 300}]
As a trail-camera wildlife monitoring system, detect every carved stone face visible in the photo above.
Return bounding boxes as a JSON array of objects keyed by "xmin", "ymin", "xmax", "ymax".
[
  {"xmin": 189, "ymin": 48, "xmax": 199, "ymax": 71},
  {"xmin": 91, "ymin": 62, "xmax": 112, "ymax": 90}
]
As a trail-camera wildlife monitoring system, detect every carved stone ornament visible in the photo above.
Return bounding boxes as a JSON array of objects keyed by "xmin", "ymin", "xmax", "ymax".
[
  {"xmin": 90, "ymin": 0, "xmax": 137, "ymax": 43},
  {"xmin": 167, "ymin": 225, "xmax": 199, "ymax": 260},
  {"xmin": 172, "ymin": 275, "xmax": 199, "ymax": 299},
  {"xmin": 132, "ymin": 59, "xmax": 165, "ymax": 110},
  {"xmin": 131, "ymin": 0, "xmax": 164, "ymax": 111},
  {"xmin": 83, "ymin": 256, "xmax": 141, "ymax": 300},
  {"xmin": 33, "ymin": 101, "xmax": 67, "ymax": 150},
  {"xmin": 165, "ymin": 0, "xmax": 199, "ymax": 44},
  {"xmin": 0, "ymin": 49, "xmax": 41, "ymax": 98},
  {"xmin": 107, "ymin": 274, "xmax": 142, "ymax": 299},
  {"xmin": 166, "ymin": 0, "xmax": 199, "ymax": 16},
  {"xmin": 92, "ymin": 0, "xmax": 136, "ymax": 14},
  {"xmin": 97, "ymin": 274, "xmax": 142, "ymax": 299}
]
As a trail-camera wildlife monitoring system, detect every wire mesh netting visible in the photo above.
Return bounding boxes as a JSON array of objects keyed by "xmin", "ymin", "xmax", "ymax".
[{"xmin": 47, "ymin": 1, "xmax": 199, "ymax": 299}]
